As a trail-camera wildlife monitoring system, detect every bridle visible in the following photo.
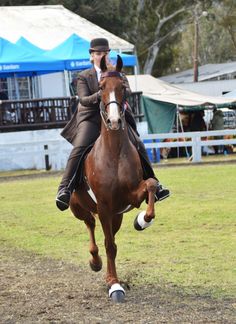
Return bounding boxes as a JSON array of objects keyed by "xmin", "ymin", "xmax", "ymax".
[{"xmin": 99, "ymin": 71, "xmax": 126, "ymax": 130}]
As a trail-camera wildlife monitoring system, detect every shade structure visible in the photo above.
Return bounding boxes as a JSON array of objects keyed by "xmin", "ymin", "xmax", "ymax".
[
  {"xmin": 44, "ymin": 33, "xmax": 137, "ymax": 70},
  {"xmin": 0, "ymin": 37, "xmax": 64, "ymax": 77},
  {"xmin": 127, "ymin": 75, "xmax": 236, "ymax": 133},
  {"xmin": 16, "ymin": 37, "xmax": 45, "ymax": 55}
]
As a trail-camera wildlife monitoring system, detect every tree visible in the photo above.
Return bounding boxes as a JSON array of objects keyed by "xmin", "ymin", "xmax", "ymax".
[
  {"xmin": 136, "ymin": 1, "xmax": 189, "ymax": 74},
  {"xmin": 170, "ymin": 0, "xmax": 236, "ymax": 75}
]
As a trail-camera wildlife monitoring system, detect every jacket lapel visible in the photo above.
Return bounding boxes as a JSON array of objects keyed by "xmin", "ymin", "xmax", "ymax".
[{"xmin": 88, "ymin": 67, "xmax": 99, "ymax": 93}]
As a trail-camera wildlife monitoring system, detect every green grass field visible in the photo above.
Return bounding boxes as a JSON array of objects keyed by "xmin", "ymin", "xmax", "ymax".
[{"xmin": 0, "ymin": 164, "xmax": 235, "ymax": 298}]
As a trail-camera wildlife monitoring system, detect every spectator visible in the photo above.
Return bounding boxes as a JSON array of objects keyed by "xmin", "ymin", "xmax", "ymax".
[
  {"xmin": 69, "ymin": 77, "xmax": 79, "ymax": 114},
  {"xmin": 190, "ymin": 110, "xmax": 206, "ymax": 132},
  {"xmin": 0, "ymin": 90, "xmax": 11, "ymax": 123},
  {"xmin": 211, "ymin": 109, "xmax": 224, "ymax": 154},
  {"xmin": 69, "ymin": 77, "xmax": 78, "ymax": 96}
]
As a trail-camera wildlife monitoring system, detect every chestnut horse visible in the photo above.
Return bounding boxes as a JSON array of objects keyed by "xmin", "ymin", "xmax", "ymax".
[{"xmin": 70, "ymin": 55, "xmax": 157, "ymax": 302}]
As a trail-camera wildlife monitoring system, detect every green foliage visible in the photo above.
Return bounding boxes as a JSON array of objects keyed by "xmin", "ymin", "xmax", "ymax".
[
  {"xmin": 165, "ymin": 0, "xmax": 236, "ymax": 74},
  {"xmin": 0, "ymin": 165, "xmax": 236, "ymax": 298}
]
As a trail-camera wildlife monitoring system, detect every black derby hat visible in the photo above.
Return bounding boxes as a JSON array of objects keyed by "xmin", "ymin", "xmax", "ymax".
[{"xmin": 89, "ymin": 38, "xmax": 110, "ymax": 53}]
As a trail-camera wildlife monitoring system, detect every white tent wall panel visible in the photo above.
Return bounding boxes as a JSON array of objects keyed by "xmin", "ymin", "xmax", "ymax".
[{"xmin": 39, "ymin": 72, "xmax": 67, "ymax": 98}]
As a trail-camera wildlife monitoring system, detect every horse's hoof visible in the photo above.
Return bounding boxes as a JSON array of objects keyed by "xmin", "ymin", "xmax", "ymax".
[
  {"xmin": 110, "ymin": 290, "xmax": 125, "ymax": 303},
  {"xmin": 134, "ymin": 211, "xmax": 154, "ymax": 231},
  {"xmin": 109, "ymin": 283, "xmax": 125, "ymax": 303},
  {"xmin": 89, "ymin": 257, "xmax": 102, "ymax": 272},
  {"xmin": 134, "ymin": 215, "xmax": 144, "ymax": 231}
]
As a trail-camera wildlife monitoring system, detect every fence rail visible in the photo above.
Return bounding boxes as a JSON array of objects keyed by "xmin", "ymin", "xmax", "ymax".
[
  {"xmin": 141, "ymin": 129, "xmax": 236, "ymax": 162},
  {"xmin": 0, "ymin": 92, "xmax": 143, "ymax": 132},
  {"xmin": 1, "ymin": 129, "xmax": 236, "ymax": 171}
]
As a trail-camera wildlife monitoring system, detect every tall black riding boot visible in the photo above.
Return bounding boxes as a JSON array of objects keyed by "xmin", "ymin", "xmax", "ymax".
[{"xmin": 56, "ymin": 147, "xmax": 85, "ymax": 211}]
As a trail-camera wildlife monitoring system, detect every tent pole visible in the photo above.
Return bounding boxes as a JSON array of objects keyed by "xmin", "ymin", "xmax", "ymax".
[
  {"xmin": 28, "ymin": 77, "xmax": 32, "ymax": 99},
  {"xmin": 134, "ymin": 65, "xmax": 138, "ymax": 92},
  {"xmin": 14, "ymin": 74, "xmax": 20, "ymax": 100},
  {"xmin": 64, "ymin": 70, "xmax": 70, "ymax": 97},
  {"xmin": 176, "ymin": 106, "xmax": 179, "ymax": 158}
]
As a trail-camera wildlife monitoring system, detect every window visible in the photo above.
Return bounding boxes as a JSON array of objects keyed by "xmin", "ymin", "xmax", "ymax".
[{"xmin": 0, "ymin": 76, "xmax": 35, "ymax": 100}]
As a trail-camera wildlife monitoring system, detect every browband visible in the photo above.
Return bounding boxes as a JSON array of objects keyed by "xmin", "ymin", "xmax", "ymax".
[{"xmin": 101, "ymin": 71, "xmax": 122, "ymax": 79}]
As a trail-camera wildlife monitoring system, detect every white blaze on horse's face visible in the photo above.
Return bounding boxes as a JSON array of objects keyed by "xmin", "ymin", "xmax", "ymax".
[{"xmin": 107, "ymin": 91, "xmax": 121, "ymax": 130}]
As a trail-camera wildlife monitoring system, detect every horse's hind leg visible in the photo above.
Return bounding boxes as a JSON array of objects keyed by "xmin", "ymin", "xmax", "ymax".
[{"xmin": 70, "ymin": 197, "xmax": 102, "ymax": 272}]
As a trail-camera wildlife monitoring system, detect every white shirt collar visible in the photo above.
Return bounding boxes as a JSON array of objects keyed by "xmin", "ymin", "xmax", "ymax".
[{"xmin": 94, "ymin": 64, "xmax": 101, "ymax": 82}]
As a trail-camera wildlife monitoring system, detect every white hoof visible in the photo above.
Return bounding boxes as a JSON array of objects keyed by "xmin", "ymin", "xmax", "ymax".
[{"xmin": 134, "ymin": 210, "xmax": 154, "ymax": 231}]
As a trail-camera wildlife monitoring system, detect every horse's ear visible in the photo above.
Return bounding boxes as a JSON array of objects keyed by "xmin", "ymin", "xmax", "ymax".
[
  {"xmin": 100, "ymin": 55, "xmax": 107, "ymax": 72},
  {"xmin": 116, "ymin": 55, "xmax": 123, "ymax": 72}
]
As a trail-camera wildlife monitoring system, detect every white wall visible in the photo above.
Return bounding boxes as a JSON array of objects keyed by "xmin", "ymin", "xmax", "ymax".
[
  {"xmin": 0, "ymin": 122, "xmax": 147, "ymax": 171},
  {"xmin": 39, "ymin": 72, "xmax": 69, "ymax": 98},
  {"xmin": 0, "ymin": 129, "xmax": 72, "ymax": 171}
]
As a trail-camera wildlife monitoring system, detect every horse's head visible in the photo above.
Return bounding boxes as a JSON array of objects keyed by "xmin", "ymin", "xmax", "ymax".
[{"xmin": 99, "ymin": 55, "xmax": 125, "ymax": 131}]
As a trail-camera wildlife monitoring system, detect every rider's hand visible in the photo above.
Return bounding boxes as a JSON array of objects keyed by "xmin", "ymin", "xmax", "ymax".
[{"xmin": 97, "ymin": 90, "xmax": 102, "ymax": 100}]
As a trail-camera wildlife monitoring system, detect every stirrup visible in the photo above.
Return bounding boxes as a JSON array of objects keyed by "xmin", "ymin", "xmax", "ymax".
[{"xmin": 155, "ymin": 185, "xmax": 170, "ymax": 202}]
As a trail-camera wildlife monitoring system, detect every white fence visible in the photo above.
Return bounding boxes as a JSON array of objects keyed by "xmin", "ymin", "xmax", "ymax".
[
  {"xmin": 0, "ymin": 129, "xmax": 72, "ymax": 171},
  {"xmin": 141, "ymin": 129, "xmax": 236, "ymax": 163},
  {"xmin": 0, "ymin": 129, "xmax": 236, "ymax": 171}
]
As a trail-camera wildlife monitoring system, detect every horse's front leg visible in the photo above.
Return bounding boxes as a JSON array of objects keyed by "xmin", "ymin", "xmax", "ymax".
[
  {"xmin": 98, "ymin": 209, "xmax": 125, "ymax": 302},
  {"xmin": 132, "ymin": 178, "xmax": 158, "ymax": 231},
  {"xmin": 144, "ymin": 178, "xmax": 157, "ymax": 221},
  {"xmin": 70, "ymin": 192, "xmax": 102, "ymax": 272}
]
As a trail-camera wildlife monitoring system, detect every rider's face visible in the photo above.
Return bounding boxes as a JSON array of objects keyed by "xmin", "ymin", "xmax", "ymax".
[{"xmin": 91, "ymin": 51, "xmax": 110, "ymax": 68}]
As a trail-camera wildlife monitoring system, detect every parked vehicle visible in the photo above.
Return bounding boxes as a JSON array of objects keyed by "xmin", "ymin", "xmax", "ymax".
[{"xmin": 222, "ymin": 108, "xmax": 236, "ymax": 129}]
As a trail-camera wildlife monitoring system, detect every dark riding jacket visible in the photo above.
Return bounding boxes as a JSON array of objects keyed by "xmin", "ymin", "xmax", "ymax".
[{"xmin": 61, "ymin": 67, "xmax": 133, "ymax": 147}]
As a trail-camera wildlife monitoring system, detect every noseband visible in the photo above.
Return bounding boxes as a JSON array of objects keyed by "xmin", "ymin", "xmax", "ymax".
[{"xmin": 100, "ymin": 71, "xmax": 126, "ymax": 130}]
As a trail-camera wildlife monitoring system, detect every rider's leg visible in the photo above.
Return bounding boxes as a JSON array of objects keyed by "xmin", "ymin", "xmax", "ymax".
[
  {"xmin": 138, "ymin": 141, "xmax": 170, "ymax": 201},
  {"xmin": 127, "ymin": 126, "xmax": 170, "ymax": 201},
  {"xmin": 56, "ymin": 120, "xmax": 100, "ymax": 211},
  {"xmin": 56, "ymin": 146, "xmax": 86, "ymax": 211}
]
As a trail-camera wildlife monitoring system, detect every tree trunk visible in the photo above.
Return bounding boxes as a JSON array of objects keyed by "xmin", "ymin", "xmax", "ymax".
[{"xmin": 143, "ymin": 45, "xmax": 160, "ymax": 74}]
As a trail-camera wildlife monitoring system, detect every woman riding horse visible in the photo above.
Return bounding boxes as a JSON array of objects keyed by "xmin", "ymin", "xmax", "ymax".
[{"xmin": 56, "ymin": 38, "xmax": 170, "ymax": 211}]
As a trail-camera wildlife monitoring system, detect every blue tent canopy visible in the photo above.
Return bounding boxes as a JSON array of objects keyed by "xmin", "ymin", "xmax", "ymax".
[
  {"xmin": 0, "ymin": 37, "xmax": 64, "ymax": 77},
  {"xmin": 44, "ymin": 33, "xmax": 137, "ymax": 70},
  {"xmin": 16, "ymin": 37, "xmax": 45, "ymax": 55}
]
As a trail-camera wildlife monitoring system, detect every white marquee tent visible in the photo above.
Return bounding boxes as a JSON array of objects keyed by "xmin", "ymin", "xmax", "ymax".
[
  {"xmin": 127, "ymin": 75, "xmax": 236, "ymax": 107},
  {"xmin": 0, "ymin": 5, "xmax": 134, "ymax": 52}
]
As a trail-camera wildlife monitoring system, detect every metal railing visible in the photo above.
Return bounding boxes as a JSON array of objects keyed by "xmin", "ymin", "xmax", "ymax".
[
  {"xmin": 0, "ymin": 97, "xmax": 74, "ymax": 132},
  {"xmin": 0, "ymin": 92, "xmax": 143, "ymax": 132}
]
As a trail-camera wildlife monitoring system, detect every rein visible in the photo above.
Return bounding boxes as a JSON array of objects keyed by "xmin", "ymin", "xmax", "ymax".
[{"xmin": 100, "ymin": 71, "xmax": 126, "ymax": 131}]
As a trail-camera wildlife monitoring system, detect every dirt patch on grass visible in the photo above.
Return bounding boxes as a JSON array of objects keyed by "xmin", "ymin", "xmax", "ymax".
[{"xmin": 0, "ymin": 247, "xmax": 235, "ymax": 323}]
